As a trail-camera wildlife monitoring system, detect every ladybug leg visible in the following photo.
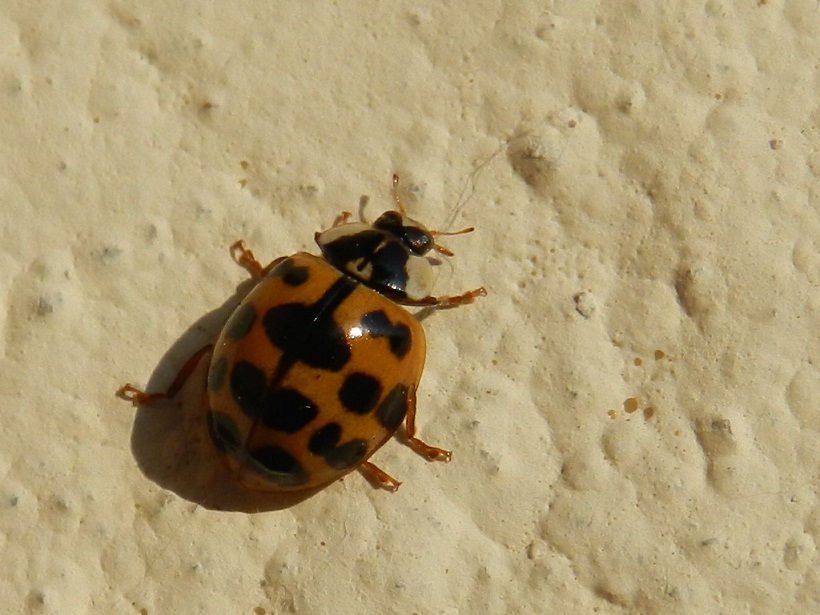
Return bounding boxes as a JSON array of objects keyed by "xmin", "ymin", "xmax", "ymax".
[
  {"xmin": 403, "ymin": 286, "xmax": 487, "ymax": 309},
  {"xmin": 430, "ymin": 286, "xmax": 487, "ymax": 309},
  {"xmin": 404, "ymin": 386, "xmax": 452, "ymax": 462},
  {"xmin": 332, "ymin": 211, "xmax": 354, "ymax": 227},
  {"xmin": 359, "ymin": 461, "xmax": 402, "ymax": 492},
  {"xmin": 117, "ymin": 345, "xmax": 213, "ymax": 406},
  {"xmin": 116, "ymin": 383, "xmax": 166, "ymax": 405},
  {"xmin": 230, "ymin": 240, "xmax": 265, "ymax": 278},
  {"xmin": 229, "ymin": 240, "xmax": 286, "ymax": 279}
]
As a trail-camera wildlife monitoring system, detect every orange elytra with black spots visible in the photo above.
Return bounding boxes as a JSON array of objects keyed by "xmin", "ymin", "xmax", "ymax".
[{"xmin": 118, "ymin": 175, "xmax": 486, "ymax": 493}]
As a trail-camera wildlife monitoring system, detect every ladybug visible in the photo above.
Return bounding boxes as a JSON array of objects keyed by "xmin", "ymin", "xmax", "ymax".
[{"xmin": 118, "ymin": 175, "xmax": 485, "ymax": 493}]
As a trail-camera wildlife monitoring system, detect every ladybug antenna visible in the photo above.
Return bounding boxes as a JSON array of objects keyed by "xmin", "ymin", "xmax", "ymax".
[
  {"xmin": 391, "ymin": 173, "xmax": 408, "ymax": 216},
  {"xmin": 430, "ymin": 226, "xmax": 475, "ymax": 257},
  {"xmin": 432, "ymin": 226, "xmax": 475, "ymax": 237}
]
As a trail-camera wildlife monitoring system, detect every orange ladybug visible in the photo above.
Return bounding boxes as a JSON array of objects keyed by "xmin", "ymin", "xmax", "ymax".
[{"xmin": 119, "ymin": 175, "xmax": 485, "ymax": 492}]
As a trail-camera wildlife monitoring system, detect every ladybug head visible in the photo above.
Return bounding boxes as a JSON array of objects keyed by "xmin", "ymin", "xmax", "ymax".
[
  {"xmin": 372, "ymin": 210, "xmax": 435, "ymax": 256},
  {"xmin": 314, "ymin": 176, "xmax": 473, "ymax": 304}
]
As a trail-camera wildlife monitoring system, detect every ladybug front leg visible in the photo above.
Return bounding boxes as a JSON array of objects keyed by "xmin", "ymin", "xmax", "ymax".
[
  {"xmin": 404, "ymin": 385, "xmax": 452, "ymax": 462},
  {"xmin": 230, "ymin": 240, "xmax": 286, "ymax": 279},
  {"xmin": 117, "ymin": 345, "xmax": 213, "ymax": 406},
  {"xmin": 332, "ymin": 211, "xmax": 354, "ymax": 227},
  {"xmin": 403, "ymin": 286, "xmax": 488, "ymax": 310},
  {"xmin": 332, "ymin": 192, "xmax": 372, "ymax": 227}
]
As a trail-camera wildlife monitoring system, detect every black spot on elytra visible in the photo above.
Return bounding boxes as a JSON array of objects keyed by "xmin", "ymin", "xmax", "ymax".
[
  {"xmin": 208, "ymin": 410, "xmax": 309, "ymax": 487},
  {"xmin": 376, "ymin": 384, "xmax": 408, "ymax": 431},
  {"xmin": 262, "ymin": 277, "xmax": 356, "ymax": 371},
  {"xmin": 260, "ymin": 388, "xmax": 318, "ymax": 433},
  {"xmin": 282, "ymin": 266, "xmax": 309, "ymax": 286},
  {"xmin": 263, "ymin": 304, "xmax": 350, "ymax": 370},
  {"xmin": 269, "ymin": 258, "xmax": 310, "ymax": 286},
  {"xmin": 207, "ymin": 356, "xmax": 227, "ymax": 392},
  {"xmin": 206, "ymin": 411, "xmax": 241, "ymax": 455},
  {"xmin": 308, "ymin": 422, "xmax": 341, "ymax": 456},
  {"xmin": 325, "ymin": 440, "xmax": 368, "ymax": 469},
  {"xmin": 230, "ymin": 361, "xmax": 318, "ymax": 431},
  {"xmin": 224, "ymin": 303, "xmax": 256, "ymax": 340},
  {"xmin": 230, "ymin": 361, "xmax": 266, "ymax": 415},
  {"xmin": 248, "ymin": 445, "xmax": 308, "ymax": 487},
  {"xmin": 359, "ymin": 311, "xmax": 412, "ymax": 359},
  {"xmin": 338, "ymin": 372, "xmax": 382, "ymax": 415},
  {"xmin": 308, "ymin": 422, "xmax": 369, "ymax": 470}
]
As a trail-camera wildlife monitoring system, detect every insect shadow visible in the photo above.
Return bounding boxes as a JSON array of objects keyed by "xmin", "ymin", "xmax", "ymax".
[{"xmin": 128, "ymin": 276, "xmax": 328, "ymax": 512}]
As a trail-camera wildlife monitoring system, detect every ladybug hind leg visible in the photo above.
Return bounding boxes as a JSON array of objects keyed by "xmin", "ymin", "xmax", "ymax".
[
  {"xmin": 404, "ymin": 385, "xmax": 452, "ymax": 462},
  {"xmin": 230, "ymin": 240, "xmax": 286, "ymax": 279},
  {"xmin": 359, "ymin": 461, "xmax": 402, "ymax": 492},
  {"xmin": 117, "ymin": 345, "xmax": 213, "ymax": 406},
  {"xmin": 357, "ymin": 387, "xmax": 451, "ymax": 493}
]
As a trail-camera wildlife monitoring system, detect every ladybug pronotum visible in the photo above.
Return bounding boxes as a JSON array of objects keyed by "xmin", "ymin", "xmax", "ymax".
[{"xmin": 119, "ymin": 175, "xmax": 486, "ymax": 493}]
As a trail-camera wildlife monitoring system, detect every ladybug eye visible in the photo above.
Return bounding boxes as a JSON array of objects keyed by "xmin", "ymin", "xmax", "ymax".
[
  {"xmin": 400, "ymin": 226, "xmax": 434, "ymax": 255},
  {"xmin": 373, "ymin": 211, "xmax": 434, "ymax": 256}
]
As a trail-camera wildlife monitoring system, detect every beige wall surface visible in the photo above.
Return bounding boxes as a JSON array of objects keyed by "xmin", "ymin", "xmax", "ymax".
[{"xmin": 2, "ymin": 1, "xmax": 818, "ymax": 613}]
